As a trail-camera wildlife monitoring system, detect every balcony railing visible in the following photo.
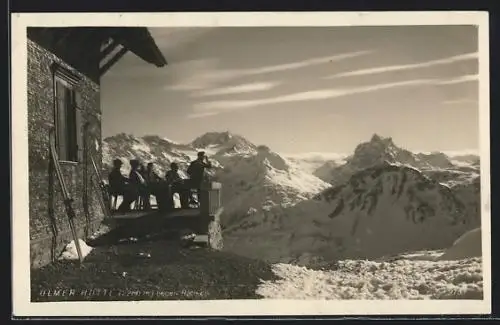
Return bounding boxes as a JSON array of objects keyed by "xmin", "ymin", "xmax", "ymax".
[
  {"xmin": 198, "ymin": 181, "xmax": 222, "ymax": 216},
  {"xmin": 107, "ymin": 180, "xmax": 222, "ymax": 218}
]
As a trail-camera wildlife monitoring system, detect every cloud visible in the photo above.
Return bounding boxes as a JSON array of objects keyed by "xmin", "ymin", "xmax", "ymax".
[
  {"xmin": 442, "ymin": 149, "xmax": 479, "ymax": 157},
  {"xmin": 442, "ymin": 98, "xmax": 478, "ymax": 105},
  {"xmin": 166, "ymin": 69, "xmax": 243, "ymax": 92},
  {"xmin": 436, "ymin": 74, "xmax": 478, "ymax": 85},
  {"xmin": 283, "ymin": 152, "xmax": 349, "ymax": 160},
  {"xmin": 185, "ymin": 111, "xmax": 221, "ymax": 119},
  {"xmin": 326, "ymin": 52, "xmax": 478, "ymax": 79},
  {"xmin": 416, "ymin": 149, "xmax": 479, "ymax": 156},
  {"xmin": 194, "ymin": 89, "xmax": 344, "ymax": 111},
  {"xmin": 165, "ymin": 50, "xmax": 373, "ymax": 92},
  {"xmin": 188, "ymin": 74, "xmax": 478, "ymax": 118},
  {"xmin": 242, "ymin": 50, "xmax": 374, "ymax": 76},
  {"xmin": 193, "ymin": 82, "xmax": 278, "ymax": 97}
]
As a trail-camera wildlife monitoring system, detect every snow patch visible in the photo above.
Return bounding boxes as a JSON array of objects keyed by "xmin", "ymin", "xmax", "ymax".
[
  {"xmin": 438, "ymin": 228, "xmax": 482, "ymax": 261},
  {"xmin": 284, "ymin": 152, "xmax": 348, "ymax": 174},
  {"xmin": 257, "ymin": 257, "xmax": 483, "ymax": 300},
  {"xmin": 58, "ymin": 239, "xmax": 93, "ymax": 261},
  {"xmin": 131, "ymin": 140, "xmax": 152, "ymax": 154},
  {"xmin": 162, "ymin": 137, "xmax": 180, "ymax": 145}
]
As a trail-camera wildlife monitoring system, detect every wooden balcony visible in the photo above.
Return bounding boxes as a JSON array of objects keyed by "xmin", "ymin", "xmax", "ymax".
[{"xmin": 105, "ymin": 182, "xmax": 224, "ymax": 250}]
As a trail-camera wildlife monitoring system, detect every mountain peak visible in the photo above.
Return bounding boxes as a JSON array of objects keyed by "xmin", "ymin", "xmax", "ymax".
[
  {"xmin": 104, "ymin": 133, "xmax": 139, "ymax": 143},
  {"xmin": 354, "ymin": 134, "xmax": 398, "ymax": 156},
  {"xmin": 370, "ymin": 133, "xmax": 383, "ymax": 142},
  {"xmin": 191, "ymin": 131, "xmax": 257, "ymax": 156},
  {"xmin": 370, "ymin": 133, "xmax": 394, "ymax": 146},
  {"xmin": 257, "ymin": 145, "xmax": 271, "ymax": 153},
  {"xmin": 347, "ymin": 134, "xmax": 418, "ymax": 171},
  {"xmin": 191, "ymin": 131, "xmax": 236, "ymax": 147}
]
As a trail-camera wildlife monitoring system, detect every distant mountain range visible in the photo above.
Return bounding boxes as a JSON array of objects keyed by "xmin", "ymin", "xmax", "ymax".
[{"xmin": 102, "ymin": 131, "xmax": 481, "ymax": 267}]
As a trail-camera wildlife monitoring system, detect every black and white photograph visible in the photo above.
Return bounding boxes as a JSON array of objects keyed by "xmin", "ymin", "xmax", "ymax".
[{"xmin": 11, "ymin": 12, "xmax": 491, "ymax": 316}]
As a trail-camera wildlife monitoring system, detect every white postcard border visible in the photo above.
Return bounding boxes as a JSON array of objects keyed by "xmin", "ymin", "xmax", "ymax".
[{"xmin": 11, "ymin": 11, "xmax": 491, "ymax": 317}]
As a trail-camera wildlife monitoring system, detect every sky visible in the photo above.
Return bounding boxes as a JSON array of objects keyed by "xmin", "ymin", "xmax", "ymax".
[{"xmin": 101, "ymin": 26, "xmax": 479, "ymax": 154}]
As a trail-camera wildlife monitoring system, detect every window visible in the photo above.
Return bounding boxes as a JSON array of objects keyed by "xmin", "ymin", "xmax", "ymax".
[{"xmin": 53, "ymin": 67, "xmax": 83, "ymax": 162}]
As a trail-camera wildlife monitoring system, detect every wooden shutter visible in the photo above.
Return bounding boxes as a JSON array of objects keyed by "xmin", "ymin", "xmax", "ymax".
[
  {"xmin": 65, "ymin": 88, "xmax": 78, "ymax": 161},
  {"xmin": 55, "ymin": 80, "xmax": 68, "ymax": 160},
  {"xmin": 75, "ymin": 107, "xmax": 84, "ymax": 162}
]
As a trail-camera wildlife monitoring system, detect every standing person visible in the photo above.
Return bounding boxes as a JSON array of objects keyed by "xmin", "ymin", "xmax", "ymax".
[{"xmin": 187, "ymin": 151, "xmax": 212, "ymax": 204}]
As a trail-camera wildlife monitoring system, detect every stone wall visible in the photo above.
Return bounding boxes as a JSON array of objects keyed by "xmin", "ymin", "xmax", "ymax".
[{"xmin": 28, "ymin": 39, "xmax": 104, "ymax": 268}]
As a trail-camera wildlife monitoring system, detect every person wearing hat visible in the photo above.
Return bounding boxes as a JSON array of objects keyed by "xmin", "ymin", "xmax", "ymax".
[
  {"xmin": 187, "ymin": 152, "xmax": 212, "ymax": 184},
  {"xmin": 165, "ymin": 162, "xmax": 182, "ymax": 185}
]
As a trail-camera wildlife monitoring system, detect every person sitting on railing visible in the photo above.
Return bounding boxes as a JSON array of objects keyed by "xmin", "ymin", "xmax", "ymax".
[
  {"xmin": 139, "ymin": 163, "xmax": 148, "ymax": 178},
  {"xmin": 117, "ymin": 159, "xmax": 147, "ymax": 212},
  {"xmin": 187, "ymin": 151, "xmax": 213, "ymax": 204},
  {"xmin": 146, "ymin": 162, "xmax": 162, "ymax": 184},
  {"xmin": 108, "ymin": 158, "xmax": 129, "ymax": 197},
  {"xmin": 165, "ymin": 162, "xmax": 190, "ymax": 209},
  {"xmin": 140, "ymin": 162, "xmax": 161, "ymax": 210}
]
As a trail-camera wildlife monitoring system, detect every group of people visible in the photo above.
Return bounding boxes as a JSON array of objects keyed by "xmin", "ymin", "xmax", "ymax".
[{"xmin": 107, "ymin": 151, "xmax": 213, "ymax": 213}]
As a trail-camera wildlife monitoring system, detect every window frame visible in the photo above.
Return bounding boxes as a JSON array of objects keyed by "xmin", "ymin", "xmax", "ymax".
[{"xmin": 52, "ymin": 64, "xmax": 81, "ymax": 164}]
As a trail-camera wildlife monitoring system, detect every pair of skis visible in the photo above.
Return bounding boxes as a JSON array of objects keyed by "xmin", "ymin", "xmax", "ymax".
[
  {"xmin": 88, "ymin": 146, "xmax": 112, "ymax": 218},
  {"xmin": 49, "ymin": 129, "xmax": 84, "ymax": 264}
]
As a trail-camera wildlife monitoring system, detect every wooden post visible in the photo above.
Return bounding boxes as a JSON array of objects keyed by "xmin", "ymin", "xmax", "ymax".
[
  {"xmin": 199, "ymin": 188, "xmax": 210, "ymax": 216},
  {"xmin": 206, "ymin": 182, "xmax": 223, "ymax": 250},
  {"xmin": 208, "ymin": 182, "xmax": 222, "ymax": 215}
]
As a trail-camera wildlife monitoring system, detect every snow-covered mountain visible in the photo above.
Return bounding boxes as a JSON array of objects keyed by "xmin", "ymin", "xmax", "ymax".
[
  {"xmin": 314, "ymin": 134, "xmax": 479, "ymax": 188},
  {"xmin": 215, "ymin": 145, "xmax": 331, "ymax": 226},
  {"xmin": 224, "ymin": 161, "xmax": 480, "ymax": 265}
]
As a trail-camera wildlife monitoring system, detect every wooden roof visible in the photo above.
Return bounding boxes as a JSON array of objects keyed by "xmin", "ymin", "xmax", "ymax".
[
  {"xmin": 100, "ymin": 27, "xmax": 167, "ymax": 67},
  {"xmin": 28, "ymin": 27, "xmax": 167, "ymax": 81}
]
